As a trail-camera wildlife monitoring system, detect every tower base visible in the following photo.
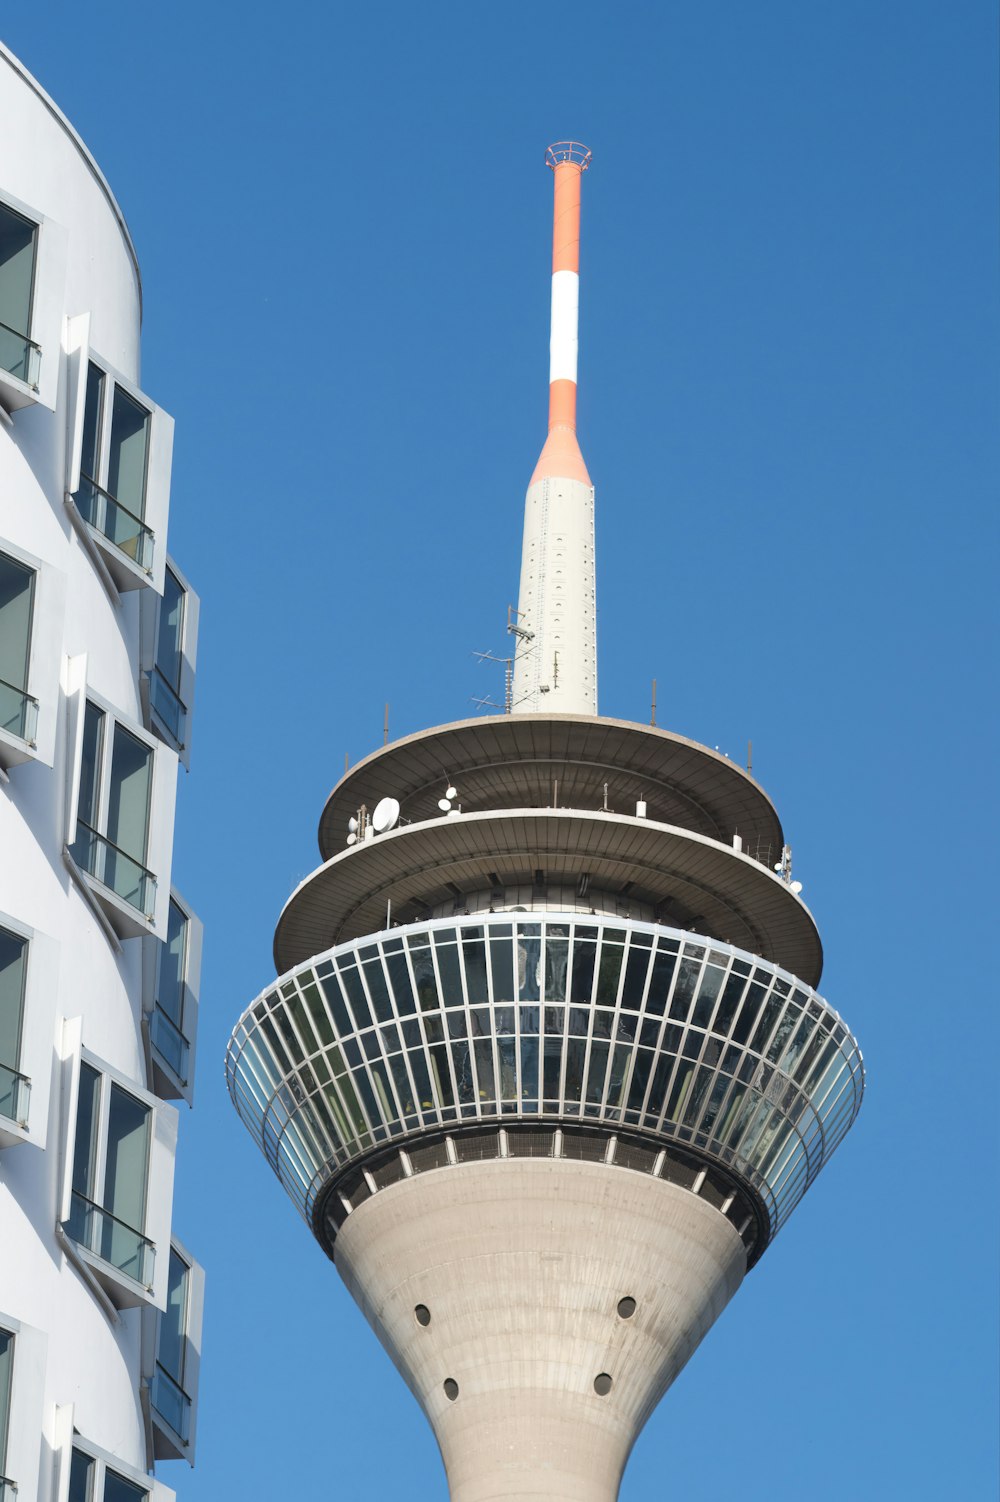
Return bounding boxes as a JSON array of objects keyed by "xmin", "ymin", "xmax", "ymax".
[{"xmin": 334, "ymin": 1156, "xmax": 746, "ymax": 1501}]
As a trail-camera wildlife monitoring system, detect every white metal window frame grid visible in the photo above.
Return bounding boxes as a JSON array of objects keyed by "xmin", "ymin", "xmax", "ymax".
[
  {"xmin": 139, "ymin": 557, "xmax": 199, "ymax": 769},
  {"xmin": 0, "ymin": 910, "xmax": 58, "ymax": 1149},
  {"xmin": 63, "ymin": 656, "xmax": 178, "ymax": 941},
  {"xmin": 54, "ymin": 1430, "xmax": 174, "ymax": 1502},
  {"xmin": 142, "ymin": 889, "xmax": 202, "ymax": 1107},
  {"xmin": 0, "ymin": 535, "xmax": 67, "ymax": 772},
  {"xmin": 0, "ymin": 1312, "xmax": 46, "ymax": 1502},
  {"xmin": 64, "ymin": 313, "xmax": 174, "ymax": 596},
  {"xmin": 0, "ymin": 182, "xmax": 67, "ymax": 414},
  {"xmin": 227, "ymin": 914, "xmax": 863, "ymax": 1245},
  {"xmin": 57, "ymin": 1023, "xmax": 179, "ymax": 1312}
]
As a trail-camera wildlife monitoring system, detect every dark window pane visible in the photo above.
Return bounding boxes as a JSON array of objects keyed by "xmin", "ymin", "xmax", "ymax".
[
  {"xmin": 80, "ymin": 363, "xmax": 105, "ymax": 482},
  {"xmin": 0, "ymin": 926, "xmax": 27, "ymax": 1079},
  {"xmin": 107, "ymin": 386, "xmax": 150, "ymax": 517},
  {"xmin": 68, "ymin": 1449, "xmax": 95, "ymax": 1502}
]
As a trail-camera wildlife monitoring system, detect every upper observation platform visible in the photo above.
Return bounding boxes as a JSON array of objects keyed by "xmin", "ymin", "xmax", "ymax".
[
  {"xmin": 319, "ymin": 716, "xmax": 784, "ymax": 864},
  {"xmin": 278, "ymin": 807, "xmax": 822, "ymax": 983}
]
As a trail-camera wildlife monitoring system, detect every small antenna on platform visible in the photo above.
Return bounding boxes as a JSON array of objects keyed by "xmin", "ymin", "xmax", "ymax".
[
  {"xmin": 383, "ymin": 703, "xmax": 389, "ymax": 745},
  {"xmin": 651, "ymin": 678, "xmax": 657, "ymax": 727},
  {"xmin": 747, "ymin": 739, "xmax": 753, "ymax": 774}
]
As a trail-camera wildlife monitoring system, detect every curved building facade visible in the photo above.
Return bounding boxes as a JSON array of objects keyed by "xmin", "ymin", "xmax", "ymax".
[
  {"xmin": 0, "ymin": 44, "xmax": 202, "ymax": 1502},
  {"xmin": 227, "ymin": 144, "xmax": 863, "ymax": 1502}
]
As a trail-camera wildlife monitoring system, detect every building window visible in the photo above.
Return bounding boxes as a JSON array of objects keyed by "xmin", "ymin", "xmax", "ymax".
[
  {"xmin": 73, "ymin": 360, "xmax": 154, "ymax": 574},
  {"xmin": 0, "ymin": 550, "xmax": 37, "ymax": 747},
  {"xmin": 0, "ymin": 1327, "xmax": 12, "ymax": 1500},
  {"xmin": 147, "ymin": 563, "xmax": 198, "ymax": 758},
  {"xmin": 150, "ymin": 1242, "xmax": 203, "ymax": 1462},
  {"xmin": 70, "ymin": 701, "xmax": 156, "ymax": 919},
  {"xmin": 69, "ymin": 1447, "xmax": 151, "ymax": 1502},
  {"xmin": 67, "ymin": 1062, "xmax": 155, "ymax": 1289},
  {"xmin": 0, "ymin": 202, "xmax": 39, "ymax": 390},
  {"xmin": 0, "ymin": 929, "xmax": 29, "ymax": 1129},
  {"xmin": 150, "ymin": 899, "xmax": 195, "ymax": 1095}
]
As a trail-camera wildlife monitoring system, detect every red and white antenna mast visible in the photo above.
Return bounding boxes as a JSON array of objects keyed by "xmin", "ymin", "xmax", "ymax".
[{"xmin": 512, "ymin": 142, "xmax": 597, "ymax": 716}]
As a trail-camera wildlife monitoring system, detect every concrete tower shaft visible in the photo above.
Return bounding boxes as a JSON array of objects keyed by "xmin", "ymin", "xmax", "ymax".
[{"xmin": 513, "ymin": 144, "xmax": 596, "ymax": 717}]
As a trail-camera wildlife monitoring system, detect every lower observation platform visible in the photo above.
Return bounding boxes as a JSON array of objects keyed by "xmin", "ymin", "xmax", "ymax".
[{"xmin": 226, "ymin": 912, "xmax": 863, "ymax": 1268}]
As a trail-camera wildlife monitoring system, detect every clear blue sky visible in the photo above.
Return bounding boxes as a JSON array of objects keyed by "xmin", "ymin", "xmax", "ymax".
[{"xmin": 6, "ymin": 3, "xmax": 998, "ymax": 1496}]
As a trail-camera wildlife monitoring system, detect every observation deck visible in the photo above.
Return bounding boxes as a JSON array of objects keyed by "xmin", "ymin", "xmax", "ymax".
[{"xmin": 228, "ymin": 715, "xmax": 861, "ymax": 1273}]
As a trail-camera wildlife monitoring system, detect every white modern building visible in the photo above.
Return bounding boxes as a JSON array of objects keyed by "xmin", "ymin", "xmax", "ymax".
[
  {"xmin": 227, "ymin": 145, "xmax": 864, "ymax": 1501},
  {"xmin": 0, "ymin": 44, "xmax": 203, "ymax": 1502}
]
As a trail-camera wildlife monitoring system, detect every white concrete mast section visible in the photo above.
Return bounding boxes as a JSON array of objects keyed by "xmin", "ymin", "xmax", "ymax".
[
  {"xmin": 512, "ymin": 144, "xmax": 597, "ymax": 717},
  {"xmin": 334, "ymin": 1159, "xmax": 745, "ymax": 1502}
]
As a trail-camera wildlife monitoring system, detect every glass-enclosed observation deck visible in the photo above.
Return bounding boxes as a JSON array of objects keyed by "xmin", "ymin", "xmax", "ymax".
[{"xmin": 226, "ymin": 911, "xmax": 863, "ymax": 1268}]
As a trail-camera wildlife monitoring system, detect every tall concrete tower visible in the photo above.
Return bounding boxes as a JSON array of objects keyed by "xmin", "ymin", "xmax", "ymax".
[{"xmin": 226, "ymin": 144, "xmax": 864, "ymax": 1502}]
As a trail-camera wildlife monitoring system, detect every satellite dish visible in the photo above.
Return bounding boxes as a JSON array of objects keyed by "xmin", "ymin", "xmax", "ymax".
[
  {"xmin": 790, "ymin": 880, "xmax": 803, "ymax": 895},
  {"xmin": 346, "ymin": 833, "xmax": 358, "ymax": 846},
  {"xmin": 438, "ymin": 797, "xmax": 452, "ymax": 813},
  {"xmin": 372, "ymin": 796, "xmax": 401, "ymax": 834},
  {"xmin": 445, "ymin": 785, "xmax": 457, "ymax": 800},
  {"xmin": 347, "ymin": 816, "xmax": 359, "ymax": 834}
]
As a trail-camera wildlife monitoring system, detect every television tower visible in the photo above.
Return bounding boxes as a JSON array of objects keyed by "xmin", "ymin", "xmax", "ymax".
[{"xmin": 227, "ymin": 143, "xmax": 864, "ymax": 1502}]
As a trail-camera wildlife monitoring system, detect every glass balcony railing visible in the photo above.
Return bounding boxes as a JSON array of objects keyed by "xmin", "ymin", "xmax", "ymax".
[
  {"xmin": 0, "ymin": 1059, "xmax": 30, "ymax": 1126},
  {"xmin": 150, "ymin": 667, "xmax": 185, "ymax": 748},
  {"xmin": 151, "ymin": 1003, "xmax": 190, "ymax": 1085},
  {"xmin": 0, "ymin": 316, "xmax": 40, "ymax": 389},
  {"xmin": 70, "ymin": 822, "xmax": 156, "ymax": 916},
  {"xmin": 152, "ymin": 1362, "xmax": 192, "ymax": 1443},
  {"xmin": 66, "ymin": 1190, "xmax": 155, "ymax": 1287},
  {"xmin": 0, "ymin": 1473, "xmax": 17, "ymax": 1500},
  {"xmin": 74, "ymin": 474, "xmax": 154, "ymax": 573},
  {"xmin": 0, "ymin": 676, "xmax": 38, "ymax": 745}
]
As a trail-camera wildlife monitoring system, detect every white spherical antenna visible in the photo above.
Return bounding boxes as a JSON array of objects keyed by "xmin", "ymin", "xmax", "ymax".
[
  {"xmin": 347, "ymin": 816, "xmax": 359, "ymax": 834},
  {"xmin": 438, "ymin": 797, "xmax": 452, "ymax": 813},
  {"xmin": 372, "ymin": 796, "xmax": 401, "ymax": 834},
  {"xmin": 790, "ymin": 880, "xmax": 804, "ymax": 895}
]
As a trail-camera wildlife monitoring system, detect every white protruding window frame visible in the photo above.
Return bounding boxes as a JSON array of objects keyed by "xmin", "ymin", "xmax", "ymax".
[
  {"xmin": 57, "ymin": 1023, "xmax": 178, "ymax": 1313},
  {"xmin": 0, "ymin": 910, "xmax": 58, "ymax": 1150},
  {"xmin": 139, "ymin": 556, "xmax": 199, "ymax": 769},
  {"xmin": 0, "ymin": 534, "xmax": 66, "ymax": 772},
  {"xmin": 0, "ymin": 1313, "xmax": 46, "ymax": 1502},
  {"xmin": 0, "ymin": 185, "xmax": 67, "ymax": 415},
  {"xmin": 53, "ymin": 1425, "xmax": 175, "ymax": 1502},
  {"xmin": 63, "ymin": 656, "xmax": 178, "ymax": 942},
  {"xmin": 64, "ymin": 313, "xmax": 174, "ymax": 595},
  {"xmin": 143, "ymin": 1235, "xmax": 205, "ymax": 1467},
  {"xmin": 143, "ymin": 888, "xmax": 202, "ymax": 1107}
]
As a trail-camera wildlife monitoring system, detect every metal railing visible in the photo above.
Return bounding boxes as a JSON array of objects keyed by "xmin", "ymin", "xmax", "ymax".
[
  {"xmin": 0, "ymin": 316, "xmax": 40, "ymax": 389},
  {"xmin": 70, "ymin": 821, "xmax": 156, "ymax": 916},
  {"xmin": 150, "ymin": 667, "xmax": 185, "ymax": 747},
  {"xmin": 151, "ymin": 1003, "xmax": 190, "ymax": 1085},
  {"xmin": 0, "ymin": 676, "xmax": 38, "ymax": 745},
  {"xmin": 152, "ymin": 1362, "xmax": 191, "ymax": 1443},
  {"xmin": 0, "ymin": 1060, "xmax": 30, "ymax": 1127},
  {"xmin": 66, "ymin": 1190, "xmax": 155, "ymax": 1287},
  {"xmin": 74, "ymin": 474, "xmax": 154, "ymax": 573},
  {"xmin": 0, "ymin": 1472, "xmax": 18, "ymax": 1499}
]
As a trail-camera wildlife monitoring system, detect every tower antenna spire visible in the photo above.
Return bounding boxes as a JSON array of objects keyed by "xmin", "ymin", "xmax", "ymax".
[{"xmin": 512, "ymin": 141, "xmax": 597, "ymax": 716}]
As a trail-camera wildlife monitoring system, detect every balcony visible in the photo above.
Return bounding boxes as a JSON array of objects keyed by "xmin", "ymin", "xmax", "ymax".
[
  {"xmin": 151, "ymin": 1004, "xmax": 190, "ymax": 1088},
  {"xmin": 0, "ymin": 1059, "xmax": 30, "ymax": 1129},
  {"xmin": 73, "ymin": 474, "xmax": 154, "ymax": 581},
  {"xmin": 66, "ymin": 1190, "xmax": 155, "ymax": 1288},
  {"xmin": 152, "ymin": 1362, "xmax": 192, "ymax": 1446},
  {"xmin": 0, "ymin": 1474, "xmax": 16, "ymax": 1501},
  {"xmin": 0, "ymin": 675, "xmax": 38, "ymax": 747},
  {"xmin": 70, "ymin": 822, "xmax": 156, "ymax": 919},
  {"xmin": 0, "ymin": 316, "xmax": 40, "ymax": 391},
  {"xmin": 149, "ymin": 666, "xmax": 185, "ymax": 750}
]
